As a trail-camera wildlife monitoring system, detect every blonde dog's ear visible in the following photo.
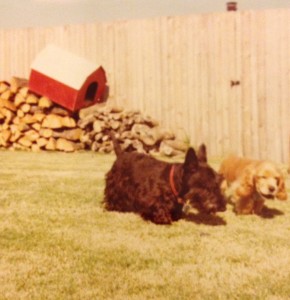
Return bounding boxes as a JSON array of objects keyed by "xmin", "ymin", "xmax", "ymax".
[
  {"xmin": 236, "ymin": 167, "xmax": 255, "ymax": 198},
  {"xmin": 276, "ymin": 176, "xmax": 288, "ymax": 201},
  {"xmin": 220, "ymin": 178, "xmax": 228, "ymax": 195}
]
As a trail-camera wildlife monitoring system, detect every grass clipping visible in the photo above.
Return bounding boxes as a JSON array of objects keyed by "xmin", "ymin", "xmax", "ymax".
[{"xmin": 0, "ymin": 150, "xmax": 289, "ymax": 299}]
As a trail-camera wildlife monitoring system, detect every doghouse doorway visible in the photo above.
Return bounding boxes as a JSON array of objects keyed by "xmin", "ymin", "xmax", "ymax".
[{"xmin": 85, "ymin": 82, "xmax": 99, "ymax": 102}]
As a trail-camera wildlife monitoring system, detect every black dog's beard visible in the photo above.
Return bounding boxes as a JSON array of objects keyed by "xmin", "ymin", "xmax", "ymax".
[{"xmin": 183, "ymin": 189, "xmax": 224, "ymax": 214}]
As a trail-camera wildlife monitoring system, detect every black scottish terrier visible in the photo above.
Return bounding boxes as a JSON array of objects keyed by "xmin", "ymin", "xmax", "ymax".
[{"xmin": 103, "ymin": 135, "xmax": 226, "ymax": 224}]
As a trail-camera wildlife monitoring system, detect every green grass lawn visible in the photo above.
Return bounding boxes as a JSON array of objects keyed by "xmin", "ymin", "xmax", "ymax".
[{"xmin": 0, "ymin": 150, "xmax": 289, "ymax": 300}]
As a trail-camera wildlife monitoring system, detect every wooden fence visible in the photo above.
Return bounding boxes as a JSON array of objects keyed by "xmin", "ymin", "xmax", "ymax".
[{"xmin": 0, "ymin": 9, "xmax": 289, "ymax": 163}]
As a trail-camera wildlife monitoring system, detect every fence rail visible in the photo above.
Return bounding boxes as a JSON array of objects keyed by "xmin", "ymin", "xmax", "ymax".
[{"xmin": 0, "ymin": 9, "xmax": 289, "ymax": 163}]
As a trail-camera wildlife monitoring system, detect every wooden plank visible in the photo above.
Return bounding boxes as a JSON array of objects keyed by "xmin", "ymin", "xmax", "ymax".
[
  {"xmin": 186, "ymin": 15, "xmax": 198, "ymax": 147},
  {"xmin": 264, "ymin": 11, "xmax": 283, "ymax": 162},
  {"xmin": 255, "ymin": 11, "xmax": 267, "ymax": 160},
  {"xmin": 230, "ymin": 11, "xmax": 243, "ymax": 157}
]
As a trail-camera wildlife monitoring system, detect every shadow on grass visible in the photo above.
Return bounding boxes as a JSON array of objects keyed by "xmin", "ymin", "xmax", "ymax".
[
  {"xmin": 183, "ymin": 213, "xmax": 227, "ymax": 226},
  {"xmin": 259, "ymin": 206, "xmax": 284, "ymax": 219},
  {"xmin": 224, "ymin": 202, "xmax": 284, "ymax": 219}
]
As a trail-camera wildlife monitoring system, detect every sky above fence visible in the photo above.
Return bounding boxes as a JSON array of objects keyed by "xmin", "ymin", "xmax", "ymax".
[{"xmin": 0, "ymin": 0, "xmax": 290, "ymax": 29}]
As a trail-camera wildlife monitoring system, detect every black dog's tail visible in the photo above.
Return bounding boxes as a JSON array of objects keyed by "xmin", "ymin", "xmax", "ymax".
[{"xmin": 109, "ymin": 132, "xmax": 122, "ymax": 157}]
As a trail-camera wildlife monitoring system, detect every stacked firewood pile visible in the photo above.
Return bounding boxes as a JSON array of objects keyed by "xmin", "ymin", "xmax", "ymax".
[
  {"xmin": 0, "ymin": 77, "xmax": 83, "ymax": 152},
  {"xmin": 0, "ymin": 77, "xmax": 187, "ymax": 156},
  {"xmin": 78, "ymin": 104, "xmax": 188, "ymax": 156}
]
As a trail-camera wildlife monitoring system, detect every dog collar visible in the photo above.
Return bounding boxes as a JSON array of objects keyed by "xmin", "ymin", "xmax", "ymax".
[{"xmin": 170, "ymin": 165, "xmax": 184, "ymax": 204}]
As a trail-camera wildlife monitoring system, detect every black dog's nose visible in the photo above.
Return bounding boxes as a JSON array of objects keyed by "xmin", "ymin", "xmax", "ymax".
[
  {"xmin": 218, "ymin": 196, "xmax": 227, "ymax": 212},
  {"xmin": 219, "ymin": 205, "xmax": 227, "ymax": 212}
]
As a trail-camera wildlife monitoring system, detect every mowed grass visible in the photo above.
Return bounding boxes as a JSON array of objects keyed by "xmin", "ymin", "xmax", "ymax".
[{"xmin": 0, "ymin": 150, "xmax": 289, "ymax": 300}]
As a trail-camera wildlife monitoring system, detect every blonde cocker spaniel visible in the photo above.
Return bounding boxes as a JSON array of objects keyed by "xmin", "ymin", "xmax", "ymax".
[{"xmin": 219, "ymin": 156, "xmax": 288, "ymax": 215}]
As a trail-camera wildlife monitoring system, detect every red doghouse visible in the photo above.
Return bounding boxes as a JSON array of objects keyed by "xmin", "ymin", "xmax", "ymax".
[{"xmin": 29, "ymin": 45, "xmax": 107, "ymax": 111}]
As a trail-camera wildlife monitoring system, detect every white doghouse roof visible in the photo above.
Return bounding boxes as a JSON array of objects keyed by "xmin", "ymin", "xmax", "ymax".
[{"xmin": 31, "ymin": 44, "xmax": 99, "ymax": 90}]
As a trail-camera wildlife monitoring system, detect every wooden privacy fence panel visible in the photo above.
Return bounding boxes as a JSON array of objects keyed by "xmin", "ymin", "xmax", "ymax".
[{"xmin": 0, "ymin": 9, "xmax": 289, "ymax": 162}]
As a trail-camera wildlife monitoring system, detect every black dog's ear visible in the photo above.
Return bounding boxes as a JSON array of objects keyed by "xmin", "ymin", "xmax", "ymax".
[
  {"xmin": 197, "ymin": 144, "xmax": 207, "ymax": 163},
  {"xmin": 184, "ymin": 147, "xmax": 198, "ymax": 172}
]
